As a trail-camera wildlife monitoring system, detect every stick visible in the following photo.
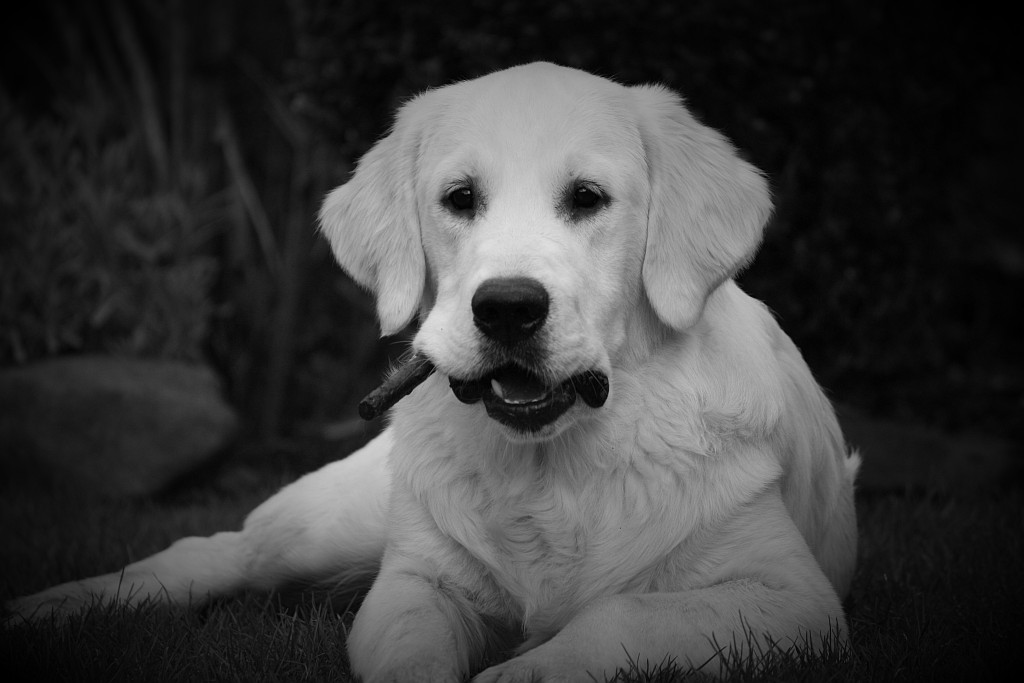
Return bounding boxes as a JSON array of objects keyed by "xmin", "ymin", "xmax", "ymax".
[{"xmin": 358, "ymin": 355, "xmax": 436, "ymax": 420}]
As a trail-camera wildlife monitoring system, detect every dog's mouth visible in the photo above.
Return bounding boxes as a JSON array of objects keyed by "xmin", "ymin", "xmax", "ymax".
[{"xmin": 449, "ymin": 365, "xmax": 609, "ymax": 432}]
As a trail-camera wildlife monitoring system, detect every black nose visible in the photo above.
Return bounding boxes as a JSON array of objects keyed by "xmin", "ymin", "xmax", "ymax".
[{"xmin": 471, "ymin": 277, "xmax": 550, "ymax": 345}]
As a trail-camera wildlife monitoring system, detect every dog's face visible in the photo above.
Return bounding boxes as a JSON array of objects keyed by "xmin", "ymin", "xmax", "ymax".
[{"xmin": 321, "ymin": 63, "xmax": 771, "ymax": 441}]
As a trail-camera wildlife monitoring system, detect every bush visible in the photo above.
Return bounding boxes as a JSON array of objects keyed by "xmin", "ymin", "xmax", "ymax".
[{"xmin": 0, "ymin": 80, "xmax": 220, "ymax": 364}]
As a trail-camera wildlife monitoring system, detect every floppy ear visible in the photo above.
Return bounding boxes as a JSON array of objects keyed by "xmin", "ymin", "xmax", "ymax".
[
  {"xmin": 318, "ymin": 100, "xmax": 427, "ymax": 336},
  {"xmin": 633, "ymin": 84, "xmax": 772, "ymax": 331}
]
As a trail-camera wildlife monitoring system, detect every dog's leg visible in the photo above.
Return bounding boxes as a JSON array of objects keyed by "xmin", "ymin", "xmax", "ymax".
[
  {"xmin": 4, "ymin": 429, "xmax": 393, "ymax": 625},
  {"xmin": 347, "ymin": 559, "xmax": 496, "ymax": 683},
  {"xmin": 474, "ymin": 490, "xmax": 847, "ymax": 682},
  {"xmin": 475, "ymin": 581, "xmax": 844, "ymax": 682},
  {"xmin": 344, "ymin": 482, "xmax": 504, "ymax": 683}
]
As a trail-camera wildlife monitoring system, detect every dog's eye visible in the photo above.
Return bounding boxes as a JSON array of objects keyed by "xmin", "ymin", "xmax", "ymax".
[
  {"xmin": 447, "ymin": 187, "xmax": 475, "ymax": 212},
  {"xmin": 572, "ymin": 186, "xmax": 601, "ymax": 210}
]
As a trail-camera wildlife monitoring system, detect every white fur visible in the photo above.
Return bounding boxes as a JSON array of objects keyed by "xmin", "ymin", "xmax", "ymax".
[{"xmin": 7, "ymin": 63, "xmax": 859, "ymax": 682}]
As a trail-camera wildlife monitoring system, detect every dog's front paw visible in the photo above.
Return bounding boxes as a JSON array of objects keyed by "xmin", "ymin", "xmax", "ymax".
[
  {"xmin": 357, "ymin": 659, "xmax": 462, "ymax": 683},
  {"xmin": 473, "ymin": 650, "xmax": 593, "ymax": 683},
  {"xmin": 4, "ymin": 589, "xmax": 92, "ymax": 627}
]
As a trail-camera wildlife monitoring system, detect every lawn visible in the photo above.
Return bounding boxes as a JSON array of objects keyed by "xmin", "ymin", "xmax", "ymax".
[{"xmin": 3, "ymin": 446, "xmax": 1020, "ymax": 682}]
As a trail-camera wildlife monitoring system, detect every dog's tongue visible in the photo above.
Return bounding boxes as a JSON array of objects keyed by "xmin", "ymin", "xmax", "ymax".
[{"xmin": 489, "ymin": 367, "xmax": 549, "ymax": 403}]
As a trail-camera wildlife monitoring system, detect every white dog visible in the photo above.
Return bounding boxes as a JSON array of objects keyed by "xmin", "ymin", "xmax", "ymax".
[{"xmin": 7, "ymin": 62, "xmax": 859, "ymax": 682}]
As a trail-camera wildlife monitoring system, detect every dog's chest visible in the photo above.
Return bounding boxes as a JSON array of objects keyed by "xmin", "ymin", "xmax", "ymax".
[{"xmin": 423, "ymin": 454, "xmax": 693, "ymax": 628}]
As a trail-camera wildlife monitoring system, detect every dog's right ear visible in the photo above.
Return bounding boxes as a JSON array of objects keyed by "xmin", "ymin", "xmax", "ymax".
[
  {"xmin": 319, "ymin": 100, "xmax": 427, "ymax": 336},
  {"xmin": 633, "ymin": 85, "xmax": 772, "ymax": 331}
]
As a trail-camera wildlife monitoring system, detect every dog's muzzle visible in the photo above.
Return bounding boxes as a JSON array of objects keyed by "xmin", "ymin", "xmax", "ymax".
[{"xmin": 449, "ymin": 365, "xmax": 609, "ymax": 432}]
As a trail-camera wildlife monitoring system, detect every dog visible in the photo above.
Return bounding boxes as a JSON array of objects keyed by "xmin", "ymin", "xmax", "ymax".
[{"xmin": 7, "ymin": 62, "xmax": 859, "ymax": 681}]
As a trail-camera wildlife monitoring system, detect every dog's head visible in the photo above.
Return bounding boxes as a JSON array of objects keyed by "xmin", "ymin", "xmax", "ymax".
[{"xmin": 320, "ymin": 62, "xmax": 771, "ymax": 440}]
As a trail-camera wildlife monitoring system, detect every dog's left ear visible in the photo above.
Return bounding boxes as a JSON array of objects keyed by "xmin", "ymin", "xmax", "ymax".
[
  {"xmin": 319, "ymin": 98, "xmax": 428, "ymax": 336},
  {"xmin": 633, "ymin": 85, "xmax": 772, "ymax": 331}
]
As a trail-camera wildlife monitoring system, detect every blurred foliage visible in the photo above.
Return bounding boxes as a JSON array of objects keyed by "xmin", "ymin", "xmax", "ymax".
[
  {"xmin": 0, "ymin": 4, "xmax": 221, "ymax": 363},
  {"xmin": 0, "ymin": 0, "xmax": 385, "ymax": 437},
  {"xmin": 0, "ymin": 0, "xmax": 1020, "ymax": 440}
]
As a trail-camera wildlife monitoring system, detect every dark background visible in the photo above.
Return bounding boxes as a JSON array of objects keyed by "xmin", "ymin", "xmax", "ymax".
[{"xmin": 2, "ymin": 0, "xmax": 1021, "ymax": 454}]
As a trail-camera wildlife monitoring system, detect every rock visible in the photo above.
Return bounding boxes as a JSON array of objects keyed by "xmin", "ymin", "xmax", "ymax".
[
  {"xmin": 837, "ymin": 404, "xmax": 1021, "ymax": 494},
  {"xmin": 0, "ymin": 355, "xmax": 239, "ymax": 496}
]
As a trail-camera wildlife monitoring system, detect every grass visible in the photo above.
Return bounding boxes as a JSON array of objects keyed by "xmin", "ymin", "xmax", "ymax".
[{"xmin": 2, "ymin": 449, "xmax": 1021, "ymax": 682}]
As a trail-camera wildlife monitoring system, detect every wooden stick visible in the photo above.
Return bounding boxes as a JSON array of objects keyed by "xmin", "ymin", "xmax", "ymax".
[{"xmin": 358, "ymin": 355, "xmax": 436, "ymax": 420}]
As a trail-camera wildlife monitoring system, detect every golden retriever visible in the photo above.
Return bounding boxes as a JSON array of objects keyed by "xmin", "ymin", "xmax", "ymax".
[{"xmin": 7, "ymin": 62, "xmax": 859, "ymax": 682}]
